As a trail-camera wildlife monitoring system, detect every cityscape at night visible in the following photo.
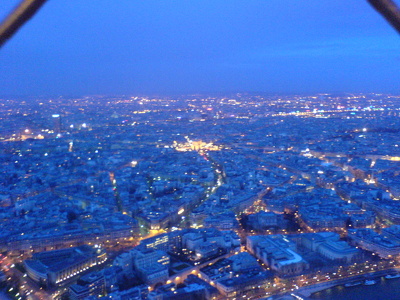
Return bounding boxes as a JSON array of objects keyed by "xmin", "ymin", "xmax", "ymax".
[
  {"xmin": 2, "ymin": 0, "xmax": 400, "ymax": 299},
  {"xmin": 1, "ymin": 93, "xmax": 400, "ymax": 299}
]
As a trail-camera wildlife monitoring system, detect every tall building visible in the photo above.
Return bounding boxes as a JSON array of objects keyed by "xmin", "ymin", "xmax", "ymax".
[{"xmin": 52, "ymin": 114, "xmax": 62, "ymax": 133}]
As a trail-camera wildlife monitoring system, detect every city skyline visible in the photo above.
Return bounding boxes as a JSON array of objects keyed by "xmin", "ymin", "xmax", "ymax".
[{"xmin": 2, "ymin": 1, "xmax": 400, "ymax": 299}]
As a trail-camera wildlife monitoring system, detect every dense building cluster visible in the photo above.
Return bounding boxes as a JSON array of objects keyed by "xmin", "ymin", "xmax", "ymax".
[{"xmin": 1, "ymin": 93, "xmax": 400, "ymax": 299}]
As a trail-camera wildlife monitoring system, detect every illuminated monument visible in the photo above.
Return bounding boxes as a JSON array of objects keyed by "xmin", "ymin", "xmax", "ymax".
[{"xmin": 173, "ymin": 136, "xmax": 221, "ymax": 152}]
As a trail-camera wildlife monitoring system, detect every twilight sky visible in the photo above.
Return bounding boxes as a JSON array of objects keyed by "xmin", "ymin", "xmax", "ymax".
[{"xmin": 0, "ymin": 0, "xmax": 400, "ymax": 96}]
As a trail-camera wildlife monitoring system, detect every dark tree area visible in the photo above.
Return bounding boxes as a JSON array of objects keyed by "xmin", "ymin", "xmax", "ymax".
[{"xmin": 67, "ymin": 210, "xmax": 78, "ymax": 223}]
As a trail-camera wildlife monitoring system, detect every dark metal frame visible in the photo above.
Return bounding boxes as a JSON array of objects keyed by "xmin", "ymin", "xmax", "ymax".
[
  {"xmin": 0, "ymin": 0, "xmax": 399, "ymax": 49},
  {"xmin": 0, "ymin": 0, "xmax": 47, "ymax": 47}
]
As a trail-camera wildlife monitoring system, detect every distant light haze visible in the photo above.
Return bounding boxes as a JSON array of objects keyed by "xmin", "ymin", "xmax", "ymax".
[{"xmin": 0, "ymin": 0, "xmax": 400, "ymax": 96}]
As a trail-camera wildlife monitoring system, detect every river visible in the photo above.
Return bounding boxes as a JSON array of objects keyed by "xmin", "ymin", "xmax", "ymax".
[{"xmin": 310, "ymin": 277, "xmax": 400, "ymax": 300}]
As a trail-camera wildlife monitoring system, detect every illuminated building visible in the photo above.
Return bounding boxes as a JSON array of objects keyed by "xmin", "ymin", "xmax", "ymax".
[
  {"xmin": 69, "ymin": 272, "xmax": 105, "ymax": 300},
  {"xmin": 133, "ymin": 248, "xmax": 170, "ymax": 285},
  {"xmin": 173, "ymin": 137, "xmax": 221, "ymax": 152},
  {"xmin": 199, "ymin": 252, "xmax": 273, "ymax": 297},
  {"xmin": 247, "ymin": 235, "xmax": 309, "ymax": 276},
  {"xmin": 24, "ymin": 245, "xmax": 107, "ymax": 286},
  {"xmin": 140, "ymin": 233, "xmax": 169, "ymax": 252},
  {"xmin": 52, "ymin": 114, "xmax": 62, "ymax": 133},
  {"xmin": 348, "ymin": 228, "xmax": 400, "ymax": 259},
  {"xmin": 300, "ymin": 232, "xmax": 362, "ymax": 263}
]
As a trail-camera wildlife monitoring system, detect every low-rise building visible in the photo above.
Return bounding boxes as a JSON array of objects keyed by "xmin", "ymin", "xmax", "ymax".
[
  {"xmin": 199, "ymin": 252, "xmax": 273, "ymax": 297},
  {"xmin": 348, "ymin": 228, "xmax": 400, "ymax": 259},
  {"xmin": 69, "ymin": 272, "xmax": 105, "ymax": 300},
  {"xmin": 301, "ymin": 232, "xmax": 362, "ymax": 263},
  {"xmin": 24, "ymin": 245, "xmax": 107, "ymax": 286},
  {"xmin": 247, "ymin": 235, "xmax": 309, "ymax": 276}
]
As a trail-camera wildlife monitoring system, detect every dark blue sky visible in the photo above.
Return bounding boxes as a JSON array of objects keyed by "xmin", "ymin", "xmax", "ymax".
[{"xmin": 1, "ymin": 0, "xmax": 400, "ymax": 96}]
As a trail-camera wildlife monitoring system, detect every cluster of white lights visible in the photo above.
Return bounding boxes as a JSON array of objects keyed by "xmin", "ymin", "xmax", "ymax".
[
  {"xmin": 56, "ymin": 266, "xmax": 90, "ymax": 283},
  {"xmin": 55, "ymin": 257, "xmax": 107, "ymax": 284}
]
